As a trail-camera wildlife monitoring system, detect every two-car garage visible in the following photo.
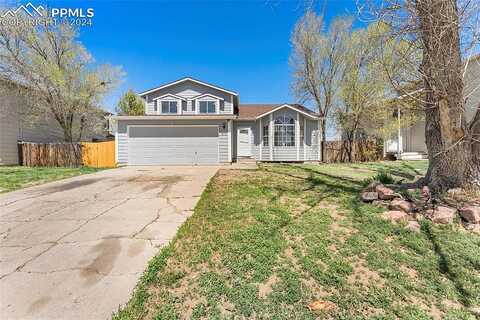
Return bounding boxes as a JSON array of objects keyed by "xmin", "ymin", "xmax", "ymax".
[{"xmin": 127, "ymin": 126, "xmax": 220, "ymax": 165}]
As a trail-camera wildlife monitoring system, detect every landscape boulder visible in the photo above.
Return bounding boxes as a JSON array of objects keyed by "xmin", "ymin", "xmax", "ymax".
[
  {"xmin": 361, "ymin": 191, "xmax": 378, "ymax": 202},
  {"xmin": 427, "ymin": 206, "xmax": 456, "ymax": 224},
  {"xmin": 388, "ymin": 199, "xmax": 414, "ymax": 213},
  {"xmin": 383, "ymin": 210, "xmax": 409, "ymax": 223},
  {"xmin": 376, "ymin": 185, "xmax": 397, "ymax": 200},
  {"xmin": 405, "ymin": 221, "xmax": 421, "ymax": 233},
  {"xmin": 459, "ymin": 206, "xmax": 480, "ymax": 224},
  {"xmin": 364, "ymin": 181, "xmax": 382, "ymax": 192}
]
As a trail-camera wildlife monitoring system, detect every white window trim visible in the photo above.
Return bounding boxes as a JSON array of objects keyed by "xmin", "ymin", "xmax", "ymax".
[
  {"xmin": 255, "ymin": 104, "xmax": 318, "ymax": 120},
  {"xmin": 273, "ymin": 114, "xmax": 296, "ymax": 147},
  {"xmin": 193, "ymin": 93, "xmax": 225, "ymax": 101},
  {"xmin": 196, "ymin": 98, "xmax": 219, "ymax": 115},
  {"xmin": 153, "ymin": 93, "xmax": 186, "ymax": 101},
  {"xmin": 158, "ymin": 99, "xmax": 181, "ymax": 115}
]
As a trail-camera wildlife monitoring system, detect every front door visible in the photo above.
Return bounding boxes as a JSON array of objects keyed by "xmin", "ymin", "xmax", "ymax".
[{"xmin": 237, "ymin": 127, "xmax": 252, "ymax": 157}]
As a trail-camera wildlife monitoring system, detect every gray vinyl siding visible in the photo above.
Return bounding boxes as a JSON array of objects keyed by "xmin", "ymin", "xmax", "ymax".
[
  {"xmin": 144, "ymin": 80, "xmax": 234, "ymax": 115},
  {"xmin": 117, "ymin": 121, "xmax": 129, "ymax": 164},
  {"xmin": 116, "ymin": 119, "xmax": 230, "ymax": 165},
  {"xmin": 0, "ymin": 87, "xmax": 64, "ymax": 165},
  {"xmin": 0, "ymin": 106, "xmax": 19, "ymax": 165},
  {"xmin": 464, "ymin": 58, "xmax": 479, "ymax": 123},
  {"xmin": 218, "ymin": 124, "xmax": 229, "ymax": 163},
  {"xmin": 305, "ymin": 118, "xmax": 320, "ymax": 161},
  {"xmin": 233, "ymin": 109, "xmax": 319, "ymax": 162}
]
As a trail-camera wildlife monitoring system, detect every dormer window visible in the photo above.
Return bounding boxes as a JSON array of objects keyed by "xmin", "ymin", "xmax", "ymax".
[
  {"xmin": 161, "ymin": 101, "xmax": 178, "ymax": 114},
  {"xmin": 199, "ymin": 101, "xmax": 216, "ymax": 114}
]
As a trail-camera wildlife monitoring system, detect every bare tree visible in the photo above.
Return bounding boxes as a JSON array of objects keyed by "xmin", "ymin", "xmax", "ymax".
[
  {"xmin": 0, "ymin": 19, "xmax": 123, "ymax": 142},
  {"xmin": 337, "ymin": 22, "xmax": 422, "ymax": 161},
  {"xmin": 290, "ymin": 11, "xmax": 352, "ymax": 162},
  {"xmin": 360, "ymin": 0, "xmax": 480, "ymax": 192}
]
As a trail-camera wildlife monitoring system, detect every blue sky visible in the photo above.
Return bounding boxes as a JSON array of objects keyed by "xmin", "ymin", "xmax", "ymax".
[{"xmin": 25, "ymin": 0, "xmax": 358, "ymax": 112}]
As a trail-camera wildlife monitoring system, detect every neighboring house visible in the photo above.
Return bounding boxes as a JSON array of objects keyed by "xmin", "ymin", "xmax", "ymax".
[
  {"xmin": 0, "ymin": 81, "xmax": 113, "ymax": 165},
  {"xmin": 384, "ymin": 55, "xmax": 480, "ymax": 160},
  {"xmin": 0, "ymin": 83, "xmax": 64, "ymax": 165},
  {"xmin": 110, "ymin": 77, "xmax": 321, "ymax": 165}
]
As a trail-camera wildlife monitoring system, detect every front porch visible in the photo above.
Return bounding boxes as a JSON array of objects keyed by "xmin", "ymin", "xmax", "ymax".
[
  {"xmin": 384, "ymin": 108, "xmax": 428, "ymax": 160},
  {"xmin": 233, "ymin": 105, "xmax": 321, "ymax": 162}
]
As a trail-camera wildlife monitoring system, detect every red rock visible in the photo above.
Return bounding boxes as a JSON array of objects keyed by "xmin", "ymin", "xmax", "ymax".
[
  {"xmin": 376, "ymin": 185, "xmax": 396, "ymax": 200},
  {"xmin": 361, "ymin": 191, "xmax": 378, "ymax": 202},
  {"xmin": 388, "ymin": 199, "xmax": 414, "ymax": 213},
  {"xmin": 364, "ymin": 182, "xmax": 382, "ymax": 192},
  {"xmin": 405, "ymin": 221, "xmax": 421, "ymax": 232},
  {"xmin": 383, "ymin": 210, "xmax": 409, "ymax": 223},
  {"xmin": 459, "ymin": 206, "xmax": 480, "ymax": 224},
  {"xmin": 429, "ymin": 206, "xmax": 456, "ymax": 224},
  {"xmin": 307, "ymin": 300, "xmax": 336, "ymax": 313}
]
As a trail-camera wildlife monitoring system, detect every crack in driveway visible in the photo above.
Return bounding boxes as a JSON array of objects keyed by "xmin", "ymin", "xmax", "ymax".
[{"xmin": 0, "ymin": 166, "xmax": 219, "ymax": 320}]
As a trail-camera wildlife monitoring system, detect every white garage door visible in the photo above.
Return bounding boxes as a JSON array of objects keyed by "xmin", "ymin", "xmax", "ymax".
[{"xmin": 128, "ymin": 126, "xmax": 219, "ymax": 165}]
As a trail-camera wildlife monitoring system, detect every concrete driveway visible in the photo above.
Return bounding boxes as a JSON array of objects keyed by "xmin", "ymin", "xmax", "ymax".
[{"xmin": 0, "ymin": 166, "xmax": 219, "ymax": 320}]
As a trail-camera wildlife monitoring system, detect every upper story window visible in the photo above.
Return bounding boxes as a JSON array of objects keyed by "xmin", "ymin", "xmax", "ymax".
[
  {"xmin": 274, "ymin": 115, "xmax": 295, "ymax": 146},
  {"xmin": 199, "ymin": 101, "xmax": 216, "ymax": 114},
  {"xmin": 161, "ymin": 101, "xmax": 178, "ymax": 114}
]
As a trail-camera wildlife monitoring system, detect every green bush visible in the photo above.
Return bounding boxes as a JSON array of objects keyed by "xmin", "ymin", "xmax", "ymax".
[{"xmin": 374, "ymin": 170, "xmax": 395, "ymax": 184}]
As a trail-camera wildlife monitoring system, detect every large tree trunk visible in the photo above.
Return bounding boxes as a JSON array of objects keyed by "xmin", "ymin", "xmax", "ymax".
[{"xmin": 416, "ymin": 0, "xmax": 479, "ymax": 193}]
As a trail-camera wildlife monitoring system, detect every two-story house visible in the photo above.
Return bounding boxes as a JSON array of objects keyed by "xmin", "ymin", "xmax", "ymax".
[{"xmin": 110, "ymin": 77, "xmax": 321, "ymax": 165}]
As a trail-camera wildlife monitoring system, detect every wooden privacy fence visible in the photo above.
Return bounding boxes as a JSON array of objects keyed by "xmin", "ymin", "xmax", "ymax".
[
  {"xmin": 18, "ymin": 141, "xmax": 115, "ymax": 168},
  {"xmin": 81, "ymin": 141, "xmax": 115, "ymax": 168},
  {"xmin": 324, "ymin": 139, "xmax": 383, "ymax": 163},
  {"xmin": 19, "ymin": 142, "xmax": 83, "ymax": 167}
]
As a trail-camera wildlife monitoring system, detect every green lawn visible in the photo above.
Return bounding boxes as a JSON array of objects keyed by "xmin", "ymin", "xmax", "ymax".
[
  {"xmin": 0, "ymin": 166, "xmax": 102, "ymax": 193},
  {"xmin": 115, "ymin": 160, "xmax": 479, "ymax": 320}
]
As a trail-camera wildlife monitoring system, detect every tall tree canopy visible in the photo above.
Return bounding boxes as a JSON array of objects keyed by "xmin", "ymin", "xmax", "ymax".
[
  {"xmin": 290, "ymin": 12, "xmax": 352, "ymax": 162},
  {"xmin": 116, "ymin": 89, "xmax": 145, "ymax": 116},
  {"xmin": 0, "ymin": 21, "xmax": 123, "ymax": 142}
]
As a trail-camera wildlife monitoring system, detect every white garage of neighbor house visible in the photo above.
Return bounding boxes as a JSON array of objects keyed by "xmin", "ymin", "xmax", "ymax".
[{"xmin": 110, "ymin": 77, "xmax": 322, "ymax": 165}]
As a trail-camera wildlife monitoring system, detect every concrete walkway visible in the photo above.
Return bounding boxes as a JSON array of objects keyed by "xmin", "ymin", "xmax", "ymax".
[{"xmin": 0, "ymin": 166, "xmax": 219, "ymax": 320}]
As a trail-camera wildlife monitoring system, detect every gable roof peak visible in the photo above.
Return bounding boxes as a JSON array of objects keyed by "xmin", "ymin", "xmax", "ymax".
[{"xmin": 139, "ymin": 77, "xmax": 238, "ymax": 97}]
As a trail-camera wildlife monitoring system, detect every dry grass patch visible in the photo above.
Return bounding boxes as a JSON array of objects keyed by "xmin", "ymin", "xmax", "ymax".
[{"xmin": 114, "ymin": 161, "xmax": 479, "ymax": 320}]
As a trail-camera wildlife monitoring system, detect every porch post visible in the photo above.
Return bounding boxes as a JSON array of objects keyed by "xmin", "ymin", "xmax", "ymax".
[
  {"xmin": 318, "ymin": 118, "xmax": 322, "ymax": 161},
  {"xmin": 296, "ymin": 113, "xmax": 300, "ymax": 161},
  {"xmin": 269, "ymin": 113, "xmax": 273, "ymax": 160},
  {"xmin": 227, "ymin": 120, "xmax": 232, "ymax": 163},
  {"xmin": 259, "ymin": 119, "xmax": 262, "ymax": 161},
  {"xmin": 303, "ymin": 118, "xmax": 307, "ymax": 160},
  {"xmin": 397, "ymin": 106, "xmax": 402, "ymax": 156}
]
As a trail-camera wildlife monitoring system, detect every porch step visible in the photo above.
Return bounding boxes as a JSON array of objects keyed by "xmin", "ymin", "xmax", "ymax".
[
  {"xmin": 398, "ymin": 152, "xmax": 428, "ymax": 160},
  {"xmin": 236, "ymin": 157, "xmax": 256, "ymax": 163}
]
